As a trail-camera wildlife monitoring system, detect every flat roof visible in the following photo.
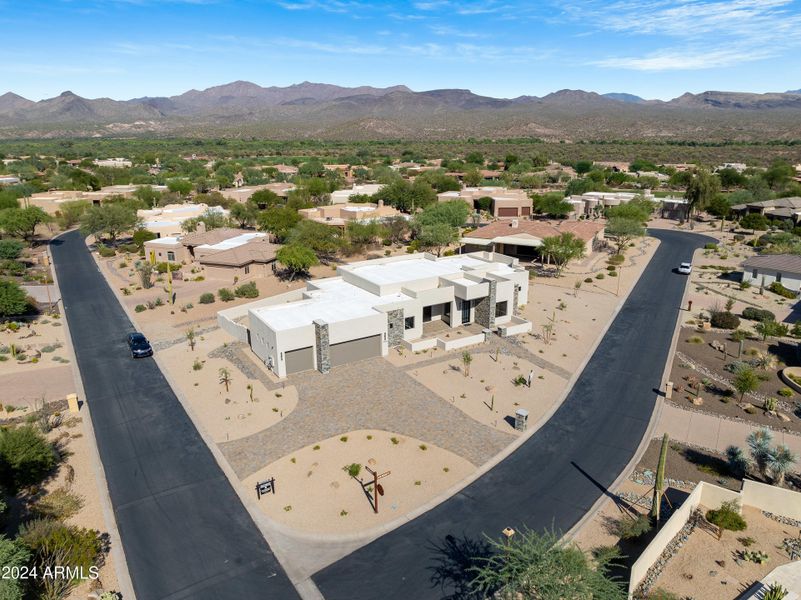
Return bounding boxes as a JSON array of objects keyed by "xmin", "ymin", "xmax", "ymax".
[
  {"xmin": 346, "ymin": 255, "xmax": 513, "ymax": 286},
  {"xmin": 196, "ymin": 232, "xmax": 265, "ymax": 251},
  {"xmin": 252, "ymin": 278, "xmax": 407, "ymax": 331}
]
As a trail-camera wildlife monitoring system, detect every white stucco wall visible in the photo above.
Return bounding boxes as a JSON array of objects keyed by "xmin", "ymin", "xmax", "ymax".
[{"xmin": 741, "ymin": 268, "xmax": 801, "ymax": 292}]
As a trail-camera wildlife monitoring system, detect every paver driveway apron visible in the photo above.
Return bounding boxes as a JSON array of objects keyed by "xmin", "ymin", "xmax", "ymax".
[
  {"xmin": 50, "ymin": 231, "xmax": 300, "ymax": 600},
  {"xmin": 312, "ymin": 229, "xmax": 712, "ymax": 600}
]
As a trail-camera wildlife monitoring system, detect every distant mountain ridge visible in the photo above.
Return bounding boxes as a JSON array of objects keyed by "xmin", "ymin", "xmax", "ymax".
[{"xmin": 1, "ymin": 81, "xmax": 801, "ymax": 141}]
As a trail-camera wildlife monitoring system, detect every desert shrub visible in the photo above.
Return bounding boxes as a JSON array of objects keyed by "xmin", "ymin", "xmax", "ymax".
[
  {"xmin": 607, "ymin": 254, "xmax": 625, "ymax": 265},
  {"xmin": 153, "ymin": 297, "xmax": 164, "ymax": 307},
  {"xmin": 134, "ymin": 304, "xmax": 146, "ymax": 313},
  {"xmin": 234, "ymin": 281, "xmax": 259, "ymax": 298},
  {"xmin": 154, "ymin": 261, "xmax": 178, "ymax": 274},
  {"xmin": 0, "ymin": 240, "xmax": 24, "ymax": 260},
  {"xmin": 647, "ymin": 589, "xmax": 681, "ymax": 600},
  {"xmin": 768, "ymin": 281, "xmax": 797, "ymax": 298},
  {"xmin": 32, "ymin": 487, "xmax": 84, "ymax": 520},
  {"xmin": 0, "ymin": 535, "xmax": 31, "ymax": 600},
  {"xmin": 343, "ymin": 463, "xmax": 361, "ymax": 478},
  {"xmin": 688, "ymin": 336, "xmax": 704, "ymax": 344},
  {"xmin": 763, "ymin": 583, "xmax": 789, "ymax": 600},
  {"xmin": 706, "ymin": 500, "xmax": 747, "ymax": 532},
  {"xmin": 606, "ymin": 265, "xmax": 616, "ymax": 272},
  {"xmin": 584, "ymin": 277, "xmax": 593, "ymax": 283},
  {"xmin": 19, "ymin": 519, "xmax": 102, "ymax": 584},
  {"xmin": 711, "ymin": 311, "xmax": 741, "ymax": 329},
  {"xmin": 0, "ymin": 426, "xmax": 58, "ymax": 491},
  {"xmin": 595, "ymin": 272, "xmax": 605, "ymax": 280},
  {"xmin": 192, "ymin": 359, "xmax": 203, "ymax": 371},
  {"xmin": 218, "ymin": 288, "xmax": 235, "ymax": 302},
  {"xmin": 704, "ymin": 242, "xmax": 718, "ymax": 250},
  {"xmin": 778, "ymin": 387, "xmax": 794, "ymax": 397},
  {"xmin": 96, "ymin": 245, "xmax": 115, "ymax": 258},
  {"xmin": 120, "ymin": 243, "xmax": 139, "ymax": 254},
  {"xmin": 742, "ymin": 307, "xmax": 775, "ymax": 321},
  {"xmin": 739, "ymin": 280, "xmax": 751, "ymax": 290},
  {"xmin": 613, "ymin": 514, "xmax": 652, "ymax": 540},
  {"xmin": 608, "ymin": 271, "xmax": 618, "ymax": 277},
  {"xmin": 198, "ymin": 292, "xmax": 215, "ymax": 304}
]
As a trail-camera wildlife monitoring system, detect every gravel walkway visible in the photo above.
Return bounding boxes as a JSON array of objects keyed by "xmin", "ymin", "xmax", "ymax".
[{"xmin": 219, "ymin": 356, "xmax": 515, "ymax": 479}]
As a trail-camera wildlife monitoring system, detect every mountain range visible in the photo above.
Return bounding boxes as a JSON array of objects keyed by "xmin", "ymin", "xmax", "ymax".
[{"xmin": 1, "ymin": 81, "xmax": 801, "ymax": 141}]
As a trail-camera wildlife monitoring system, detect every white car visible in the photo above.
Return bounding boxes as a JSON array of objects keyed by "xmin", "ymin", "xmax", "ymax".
[{"xmin": 678, "ymin": 262, "xmax": 693, "ymax": 275}]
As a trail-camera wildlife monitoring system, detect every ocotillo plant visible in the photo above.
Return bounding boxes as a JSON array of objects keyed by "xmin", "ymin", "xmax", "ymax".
[{"xmin": 650, "ymin": 433, "xmax": 669, "ymax": 523}]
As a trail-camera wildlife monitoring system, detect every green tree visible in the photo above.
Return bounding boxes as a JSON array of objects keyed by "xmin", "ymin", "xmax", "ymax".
[
  {"xmin": 57, "ymin": 200, "xmax": 90, "ymax": 229},
  {"xmin": 257, "ymin": 206, "xmax": 301, "ymax": 242},
  {"xmin": 230, "ymin": 202, "xmax": 258, "ymax": 228},
  {"xmin": 0, "ymin": 535, "xmax": 31, "ymax": 600},
  {"xmin": 276, "ymin": 244, "xmax": 318, "ymax": 280},
  {"xmin": 606, "ymin": 217, "xmax": 645, "ymax": 254},
  {"xmin": 79, "ymin": 204, "xmax": 139, "ymax": 242},
  {"xmin": 417, "ymin": 222, "xmax": 458, "ymax": 256},
  {"xmin": 463, "ymin": 168, "xmax": 483, "ymax": 187},
  {"xmin": 249, "ymin": 189, "xmax": 281, "ymax": 209},
  {"xmin": 575, "ymin": 160, "xmax": 593, "ymax": 175},
  {"xmin": 540, "ymin": 232, "xmax": 586, "ymax": 276},
  {"xmin": 533, "ymin": 192, "xmax": 572, "ymax": 218},
  {"xmin": 166, "ymin": 178, "xmax": 192, "ymax": 197},
  {"xmin": 132, "ymin": 228, "xmax": 157, "ymax": 249},
  {"xmin": 287, "ymin": 220, "xmax": 345, "ymax": 260},
  {"xmin": 685, "ymin": 169, "xmax": 721, "ymax": 221},
  {"xmin": 706, "ymin": 195, "xmax": 732, "ymax": 219},
  {"xmin": 415, "ymin": 200, "xmax": 470, "ymax": 229},
  {"xmin": 346, "ymin": 221, "xmax": 385, "ymax": 252},
  {"xmin": 0, "ymin": 207, "xmax": 51, "ymax": 241},
  {"xmin": 0, "ymin": 279, "xmax": 30, "ymax": 318},
  {"xmin": 605, "ymin": 196, "xmax": 655, "ymax": 223},
  {"xmin": 470, "ymin": 528, "xmax": 625, "ymax": 600},
  {"xmin": 733, "ymin": 365, "xmax": 759, "ymax": 401},
  {"xmin": 132, "ymin": 185, "xmax": 162, "ymax": 208},
  {"xmin": 755, "ymin": 318, "xmax": 788, "ymax": 341}
]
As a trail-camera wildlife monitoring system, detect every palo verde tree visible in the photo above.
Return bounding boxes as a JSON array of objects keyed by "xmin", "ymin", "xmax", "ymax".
[
  {"xmin": 275, "ymin": 244, "xmax": 318, "ymax": 280},
  {"xmin": 605, "ymin": 217, "xmax": 645, "ymax": 255},
  {"xmin": 79, "ymin": 203, "xmax": 139, "ymax": 242},
  {"xmin": 539, "ymin": 232, "xmax": 586, "ymax": 276}
]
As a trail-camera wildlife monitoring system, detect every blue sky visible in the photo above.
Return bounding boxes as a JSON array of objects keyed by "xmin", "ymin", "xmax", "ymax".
[{"xmin": 2, "ymin": 0, "xmax": 800, "ymax": 101}]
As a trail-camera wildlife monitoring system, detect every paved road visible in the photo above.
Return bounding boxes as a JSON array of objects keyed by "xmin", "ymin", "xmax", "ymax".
[
  {"xmin": 313, "ymin": 229, "xmax": 712, "ymax": 600},
  {"xmin": 51, "ymin": 230, "xmax": 300, "ymax": 600}
]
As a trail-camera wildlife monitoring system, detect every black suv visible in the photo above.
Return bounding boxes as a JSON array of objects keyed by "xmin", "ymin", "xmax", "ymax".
[{"xmin": 127, "ymin": 332, "xmax": 153, "ymax": 358}]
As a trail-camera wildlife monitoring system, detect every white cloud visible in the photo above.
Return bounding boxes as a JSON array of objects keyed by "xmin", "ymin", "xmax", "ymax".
[{"xmin": 593, "ymin": 47, "xmax": 776, "ymax": 71}]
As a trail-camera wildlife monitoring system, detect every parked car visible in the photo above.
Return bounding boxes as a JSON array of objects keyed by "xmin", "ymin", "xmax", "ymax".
[
  {"xmin": 127, "ymin": 332, "xmax": 153, "ymax": 358},
  {"xmin": 678, "ymin": 262, "xmax": 692, "ymax": 275}
]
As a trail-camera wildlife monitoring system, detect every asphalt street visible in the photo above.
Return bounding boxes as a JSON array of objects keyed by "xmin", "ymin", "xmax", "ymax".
[
  {"xmin": 313, "ymin": 229, "xmax": 712, "ymax": 600},
  {"xmin": 51, "ymin": 230, "xmax": 300, "ymax": 600}
]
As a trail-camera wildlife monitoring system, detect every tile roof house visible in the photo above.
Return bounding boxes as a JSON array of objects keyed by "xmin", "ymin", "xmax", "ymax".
[
  {"xmin": 740, "ymin": 254, "xmax": 801, "ymax": 292},
  {"xmin": 731, "ymin": 197, "xmax": 801, "ymax": 223},
  {"xmin": 462, "ymin": 219, "xmax": 605, "ymax": 258}
]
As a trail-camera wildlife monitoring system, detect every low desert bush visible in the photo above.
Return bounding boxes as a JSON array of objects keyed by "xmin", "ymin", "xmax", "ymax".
[
  {"xmin": 711, "ymin": 311, "xmax": 741, "ymax": 330},
  {"xmin": 613, "ymin": 514, "xmax": 652, "ymax": 540},
  {"xmin": 706, "ymin": 500, "xmax": 747, "ymax": 532},
  {"xmin": 97, "ymin": 245, "xmax": 116, "ymax": 258},
  {"xmin": 218, "ymin": 288, "xmax": 235, "ymax": 302},
  {"xmin": 0, "ymin": 426, "xmax": 58, "ymax": 491},
  {"xmin": 742, "ymin": 307, "xmax": 775, "ymax": 321},
  {"xmin": 134, "ymin": 304, "xmax": 146, "ymax": 313},
  {"xmin": 32, "ymin": 487, "xmax": 84, "ymax": 520},
  {"xmin": 234, "ymin": 281, "xmax": 259, "ymax": 298},
  {"xmin": 768, "ymin": 281, "xmax": 797, "ymax": 299},
  {"xmin": 199, "ymin": 292, "xmax": 215, "ymax": 304}
]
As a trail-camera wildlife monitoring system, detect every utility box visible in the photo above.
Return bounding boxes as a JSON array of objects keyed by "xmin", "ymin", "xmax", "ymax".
[
  {"xmin": 665, "ymin": 381, "xmax": 673, "ymax": 400},
  {"xmin": 66, "ymin": 393, "xmax": 80, "ymax": 413},
  {"xmin": 514, "ymin": 409, "xmax": 529, "ymax": 431}
]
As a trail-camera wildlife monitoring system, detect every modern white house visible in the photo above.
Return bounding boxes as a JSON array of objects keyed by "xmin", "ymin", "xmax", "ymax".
[
  {"xmin": 740, "ymin": 254, "xmax": 801, "ymax": 292},
  {"xmin": 219, "ymin": 252, "xmax": 530, "ymax": 378},
  {"xmin": 330, "ymin": 184, "xmax": 384, "ymax": 204}
]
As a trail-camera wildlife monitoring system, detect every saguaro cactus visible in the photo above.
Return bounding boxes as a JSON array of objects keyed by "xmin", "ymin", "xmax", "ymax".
[{"xmin": 650, "ymin": 433, "xmax": 669, "ymax": 523}]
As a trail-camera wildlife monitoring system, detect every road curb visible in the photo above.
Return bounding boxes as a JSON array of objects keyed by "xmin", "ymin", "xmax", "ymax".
[{"xmin": 48, "ymin": 231, "xmax": 137, "ymax": 600}]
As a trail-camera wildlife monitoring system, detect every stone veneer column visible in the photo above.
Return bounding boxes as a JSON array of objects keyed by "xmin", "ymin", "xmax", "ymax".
[
  {"xmin": 474, "ymin": 279, "xmax": 497, "ymax": 329},
  {"xmin": 314, "ymin": 319, "xmax": 331, "ymax": 374},
  {"xmin": 512, "ymin": 284, "xmax": 520, "ymax": 316},
  {"xmin": 386, "ymin": 309, "xmax": 404, "ymax": 347}
]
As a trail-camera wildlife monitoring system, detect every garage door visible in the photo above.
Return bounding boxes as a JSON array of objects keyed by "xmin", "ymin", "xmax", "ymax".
[
  {"xmin": 285, "ymin": 346, "xmax": 314, "ymax": 374},
  {"xmin": 330, "ymin": 335, "xmax": 382, "ymax": 367},
  {"xmin": 498, "ymin": 207, "xmax": 518, "ymax": 217}
]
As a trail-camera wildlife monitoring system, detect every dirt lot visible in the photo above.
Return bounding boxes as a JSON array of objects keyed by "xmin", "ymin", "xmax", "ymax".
[{"xmin": 670, "ymin": 327, "xmax": 801, "ymax": 433}]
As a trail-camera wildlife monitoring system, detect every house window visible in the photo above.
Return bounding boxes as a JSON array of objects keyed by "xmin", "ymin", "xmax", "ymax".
[
  {"xmin": 495, "ymin": 301, "xmax": 508, "ymax": 318},
  {"xmin": 752, "ymin": 269, "xmax": 758, "ymax": 277},
  {"xmin": 244, "ymin": 265, "xmax": 250, "ymax": 275},
  {"xmin": 167, "ymin": 251, "xmax": 175, "ymax": 261},
  {"xmin": 404, "ymin": 316, "xmax": 415, "ymax": 330},
  {"xmin": 776, "ymin": 272, "xmax": 782, "ymax": 283}
]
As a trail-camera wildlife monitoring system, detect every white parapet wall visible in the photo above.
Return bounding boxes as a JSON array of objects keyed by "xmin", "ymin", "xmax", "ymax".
[
  {"xmin": 402, "ymin": 338, "xmax": 438, "ymax": 352},
  {"xmin": 216, "ymin": 289, "xmax": 307, "ymax": 343},
  {"xmin": 498, "ymin": 316, "xmax": 532, "ymax": 337}
]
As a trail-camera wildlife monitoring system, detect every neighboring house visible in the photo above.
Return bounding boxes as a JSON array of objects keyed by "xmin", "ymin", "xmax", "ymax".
[
  {"xmin": 221, "ymin": 252, "xmax": 529, "ymax": 378},
  {"xmin": 146, "ymin": 228, "xmax": 280, "ymax": 279},
  {"xmin": 138, "ymin": 203, "xmax": 228, "ymax": 238},
  {"xmin": 274, "ymin": 164, "xmax": 299, "ymax": 177},
  {"xmin": 330, "ymin": 184, "xmax": 384, "ymax": 204},
  {"xmin": 324, "ymin": 164, "xmax": 354, "ymax": 181},
  {"xmin": 93, "ymin": 158, "xmax": 132, "ymax": 168},
  {"xmin": 659, "ymin": 196, "xmax": 690, "ymax": 220},
  {"xmin": 298, "ymin": 202, "xmax": 401, "ymax": 227},
  {"xmin": 437, "ymin": 187, "xmax": 533, "ymax": 218},
  {"xmin": 29, "ymin": 184, "xmax": 169, "ymax": 215},
  {"xmin": 461, "ymin": 219, "xmax": 605, "ymax": 259},
  {"xmin": 221, "ymin": 182, "xmax": 296, "ymax": 204},
  {"xmin": 730, "ymin": 197, "xmax": 801, "ymax": 224},
  {"xmin": 567, "ymin": 190, "xmax": 656, "ymax": 218},
  {"xmin": 0, "ymin": 175, "xmax": 20, "ymax": 185},
  {"xmin": 740, "ymin": 254, "xmax": 801, "ymax": 292},
  {"xmin": 717, "ymin": 162, "xmax": 747, "ymax": 173}
]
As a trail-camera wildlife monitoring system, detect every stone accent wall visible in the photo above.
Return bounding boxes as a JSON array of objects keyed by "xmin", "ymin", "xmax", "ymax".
[
  {"xmin": 474, "ymin": 279, "xmax": 497, "ymax": 328},
  {"xmin": 314, "ymin": 319, "xmax": 330, "ymax": 374},
  {"xmin": 512, "ymin": 285, "xmax": 519, "ymax": 316},
  {"xmin": 386, "ymin": 309, "xmax": 404, "ymax": 347}
]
